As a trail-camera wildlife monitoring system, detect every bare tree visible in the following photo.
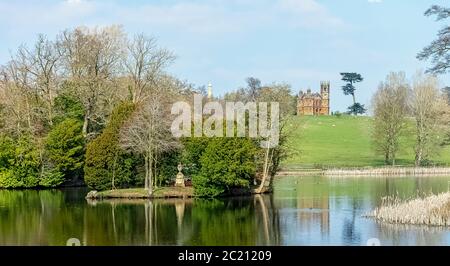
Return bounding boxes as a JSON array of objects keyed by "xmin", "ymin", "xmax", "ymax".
[
  {"xmin": 120, "ymin": 84, "xmax": 180, "ymax": 195},
  {"xmin": 372, "ymin": 72, "xmax": 410, "ymax": 165},
  {"xmin": 124, "ymin": 34, "xmax": 175, "ymax": 104},
  {"xmin": 410, "ymin": 73, "xmax": 448, "ymax": 166},
  {"xmin": 57, "ymin": 25, "xmax": 126, "ymax": 137},
  {"xmin": 14, "ymin": 35, "xmax": 61, "ymax": 126},
  {"xmin": 0, "ymin": 60, "xmax": 41, "ymax": 135},
  {"xmin": 245, "ymin": 77, "xmax": 262, "ymax": 101}
]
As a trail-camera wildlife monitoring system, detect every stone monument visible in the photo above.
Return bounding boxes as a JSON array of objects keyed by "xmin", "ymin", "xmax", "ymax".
[{"xmin": 175, "ymin": 163, "xmax": 185, "ymax": 187}]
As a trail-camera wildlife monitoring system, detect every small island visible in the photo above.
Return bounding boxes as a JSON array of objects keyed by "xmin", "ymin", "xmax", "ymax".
[
  {"xmin": 366, "ymin": 192, "xmax": 450, "ymax": 227},
  {"xmin": 86, "ymin": 187, "xmax": 194, "ymax": 200}
]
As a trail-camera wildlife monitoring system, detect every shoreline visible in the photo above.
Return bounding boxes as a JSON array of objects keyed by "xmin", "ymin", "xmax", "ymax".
[
  {"xmin": 85, "ymin": 186, "xmax": 271, "ymax": 200},
  {"xmin": 86, "ymin": 187, "xmax": 195, "ymax": 200},
  {"xmin": 277, "ymin": 166, "xmax": 450, "ymax": 177}
]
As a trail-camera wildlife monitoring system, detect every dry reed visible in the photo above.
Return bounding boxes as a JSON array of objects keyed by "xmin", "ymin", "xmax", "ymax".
[
  {"xmin": 325, "ymin": 167, "xmax": 450, "ymax": 177},
  {"xmin": 366, "ymin": 192, "xmax": 450, "ymax": 226}
]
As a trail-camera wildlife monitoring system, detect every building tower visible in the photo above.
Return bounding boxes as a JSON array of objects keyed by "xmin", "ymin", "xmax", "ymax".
[
  {"xmin": 207, "ymin": 82, "xmax": 213, "ymax": 99},
  {"xmin": 320, "ymin": 81, "xmax": 330, "ymax": 115}
]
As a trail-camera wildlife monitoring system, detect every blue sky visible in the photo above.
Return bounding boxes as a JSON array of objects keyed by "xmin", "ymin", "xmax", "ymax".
[{"xmin": 0, "ymin": 0, "xmax": 449, "ymax": 112}]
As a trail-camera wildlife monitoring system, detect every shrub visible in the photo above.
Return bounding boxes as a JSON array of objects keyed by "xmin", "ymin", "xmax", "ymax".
[
  {"xmin": 157, "ymin": 151, "xmax": 181, "ymax": 186},
  {"xmin": 0, "ymin": 135, "xmax": 41, "ymax": 188},
  {"xmin": 39, "ymin": 169, "xmax": 65, "ymax": 187},
  {"xmin": 0, "ymin": 170, "xmax": 21, "ymax": 188},
  {"xmin": 193, "ymin": 137, "xmax": 257, "ymax": 197},
  {"xmin": 0, "ymin": 135, "xmax": 14, "ymax": 170},
  {"xmin": 180, "ymin": 137, "xmax": 209, "ymax": 177}
]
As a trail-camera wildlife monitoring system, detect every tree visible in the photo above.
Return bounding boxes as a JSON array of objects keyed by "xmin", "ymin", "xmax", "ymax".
[
  {"xmin": 245, "ymin": 77, "xmax": 262, "ymax": 101},
  {"xmin": 258, "ymin": 83, "xmax": 297, "ymax": 116},
  {"xmin": 120, "ymin": 90, "xmax": 180, "ymax": 195},
  {"xmin": 46, "ymin": 118, "xmax": 85, "ymax": 180},
  {"xmin": 417, "ymin": 5, "xmax": 450, "ymax": 74},
  {"xmin": 57, "ymin": 26, "xmax": 126, "ymax": 138},
  {"xmin": 53, "ymin": 93, "xmax": 85, "ymax": 124},
  {"xmin": 124, "ymin": 34, "xmax": 175, "ymax": 104},
  {"xmin": 0, "ymin": 60, "xmax": 43, "ymax": 136},
  {"xmin": 223, "ymin": 78, "xmax": 261, "ymax": 102},
  {"xmin": 410, "ymin": 73, "xmax": 448, "ymax": 166},
  {"xmin": 15, "ymin": 35, "xmax": 61, "ymax": 127},
  {"xmin": 180, "ymin": 137, "xmax": 210, "ymax": 177},
  {"xmin": 84, "ymin": 102, "xmax": 137, "ymax": 190},
  {"xmin": 0, "ymin": 135, "xmax": 55, "ymax": 188},
  {"xmin": 340, "ymin": 72, "xmax": 366, "ymax": 115},
  {"xmin": 372, "ymin": 72, "xmax": 410, "ymax": 165}
]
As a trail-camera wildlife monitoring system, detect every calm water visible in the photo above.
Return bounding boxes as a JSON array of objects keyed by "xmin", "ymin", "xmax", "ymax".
[{"xmin": 1, "ymin": 176, "xmax": 450, "ymax": 246}]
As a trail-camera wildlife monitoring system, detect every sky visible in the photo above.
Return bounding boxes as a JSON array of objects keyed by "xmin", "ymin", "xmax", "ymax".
[{"xmin": 0, "ymin": 0, "xmax": 449, "ymax": 112}]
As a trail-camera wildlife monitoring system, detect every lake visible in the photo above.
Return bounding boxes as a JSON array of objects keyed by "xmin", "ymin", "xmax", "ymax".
[{"xmin": 1, "ymin": 176, "xmax": 450, "ymax": 246}]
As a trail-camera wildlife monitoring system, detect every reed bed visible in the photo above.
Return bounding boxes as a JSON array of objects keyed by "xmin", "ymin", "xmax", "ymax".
[
  {"xmin": 366, "ymin": 192, "xmax": 450, "ymax": 226},
  {"xmin": 325, "ymin": 167, "xmax": 450, "ymax": 177}
]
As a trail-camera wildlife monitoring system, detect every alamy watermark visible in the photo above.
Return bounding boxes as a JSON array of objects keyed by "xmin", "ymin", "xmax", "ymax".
[{"xmin": 170, "ymin": 94, "xmax": 280, "ymax": 148}]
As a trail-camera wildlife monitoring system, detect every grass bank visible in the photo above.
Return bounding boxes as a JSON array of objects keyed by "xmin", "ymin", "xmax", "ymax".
[
  {"xmin": 85, "ymin": 186, "xmax": 264, "ymax": 200},
  {"xmin": 86, "ymin": 187, "xmax": 194, "ymax": 199},
  {"xmin": 283, "ymin": 115, "xmax": 450, "ymax": 169},
  {"xmin": 366, "ymin": 192, "xmax": 450, "ymax": 226}
]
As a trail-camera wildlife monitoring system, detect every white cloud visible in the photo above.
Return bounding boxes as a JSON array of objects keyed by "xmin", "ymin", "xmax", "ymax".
[
  {"xmin": 0, "ymin": 0, "xmax": 347, "ymax": 37},
  {"xmin": 66, "ymin": 0, "xmax": 83, "ymax": 5},
  {"xmin": 278, "ymin": 0, "xmax": 346, "ymax": 29},
  {"xmin": 368, "ymin": 0, "xmax": 383, "ymax": 3},
  {"xmin": 0, "ymin": 0, "xmax": 349, "ymax": 64}
]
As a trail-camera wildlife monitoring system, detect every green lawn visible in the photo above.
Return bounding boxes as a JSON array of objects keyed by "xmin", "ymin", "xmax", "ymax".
[{"xmin": 282, "ymin": 115, "xmax": 450, "ymax": 169}]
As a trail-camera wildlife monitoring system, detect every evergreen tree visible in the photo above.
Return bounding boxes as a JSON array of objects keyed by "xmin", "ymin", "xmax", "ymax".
[
  {"xmin": 193, "ymin": 137, "xmax": 257, "ymax": 197},
  {"xmin": 340, "ymin": 72, "xmax": 366, "ymax": 115},
  {"xmin": 84, "ymin": 102, "xmax": 139, "ymax": 191}
]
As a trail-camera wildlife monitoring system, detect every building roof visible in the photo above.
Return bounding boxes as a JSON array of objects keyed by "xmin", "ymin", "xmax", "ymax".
[{"xmin": 299, "ymin": 91, "xmax": 322, "ymax": 100}]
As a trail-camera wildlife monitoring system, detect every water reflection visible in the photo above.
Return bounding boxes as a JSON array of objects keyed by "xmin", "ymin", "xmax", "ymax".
[
  {"xmin": 0, "ymin": 176, "xmax": 450, "ymax": 246},
  {"xmin": 83, "ymin": 196, "xmax": 281, "ymax": 246}
]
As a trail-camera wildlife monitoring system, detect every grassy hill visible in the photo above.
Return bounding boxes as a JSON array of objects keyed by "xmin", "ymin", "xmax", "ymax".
[{"xmin": 283, "ymin": 115, "xmax": 450, "ymax": 169}]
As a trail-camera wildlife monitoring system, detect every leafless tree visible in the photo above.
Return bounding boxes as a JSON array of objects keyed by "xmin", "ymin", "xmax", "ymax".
[
  {"xmin": 372, "ymin": 72, "xmax": 410, "ymax": 165},
  {"xmin": 57, "ymin": 25, "xmax": 126, "ymax": 138},
  {"xmin": 410, "ymin": 72, "xmax": 448, "ymax": 166},
  {"xmin": 124, "ymin": 34, "xmax": 175, "ymax": 104},
  {"xmin": 119, "ymin": 81, "xmax": 180, "ymax": 195},
  {"xmin": 14, "ymin": 35, "xmax": 61, "ymax": 126},
  {"xmin": 0, "ymin": 60, "xmax": 41, "ymax": 135}
]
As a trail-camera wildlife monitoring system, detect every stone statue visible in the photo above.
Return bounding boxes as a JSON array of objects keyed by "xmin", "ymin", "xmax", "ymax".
[{"xmin": 175, "ymin": 163, "xmax": 185, "ymax": 187}]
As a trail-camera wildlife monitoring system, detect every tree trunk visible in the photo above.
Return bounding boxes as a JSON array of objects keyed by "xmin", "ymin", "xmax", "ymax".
[
  {"xmin": 25, "ymin": 97, "xmax": 32, "ymax": 131},
  {"xmin": 415, "ymin": 131, "xmax": 424, "ymax": 167},
  {"xmin": 256, "ymin": 141, "xmax": 272, "ymax": 194},
  {"xmin": 82, "ymin": 112, "xmax": 89, "ymax": 138},
  {"xmin": 146, "ymin": 151, "xmax": 153, "ymax": 196},
  {"xmin": 112, "ymin": 152, "xmax": 118, "ymax": 190},
  {"xmin": 144, "ymin": 155, "xmax": 149, "ymax": 190},
  {"xmin": 415, "ymin": 149, "xmax": 422, "ymax": 167},
  {"xmin": 47, "ymin": 95, "xmax": 54, "ymax": 126},
  {"xmin": 148, "ymin": 156, "xmax": 153, "ymax": 195}
]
